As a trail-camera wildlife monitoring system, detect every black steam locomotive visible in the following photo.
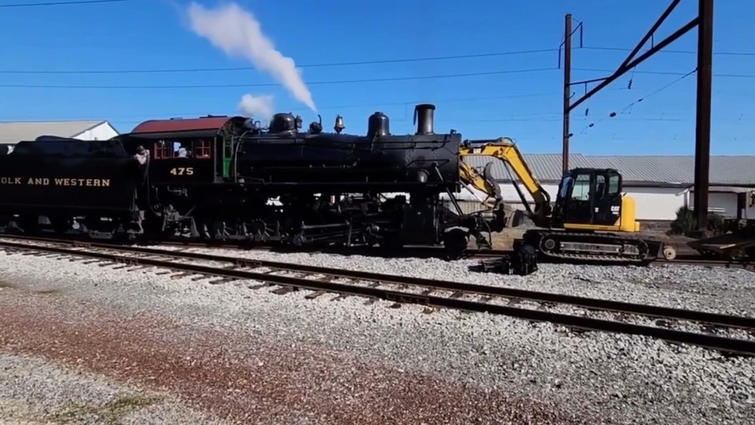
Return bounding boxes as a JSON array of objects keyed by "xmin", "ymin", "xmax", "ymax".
[{"xmin": 0, "ymin": 104, "xmax": 504, "ymax": 257}]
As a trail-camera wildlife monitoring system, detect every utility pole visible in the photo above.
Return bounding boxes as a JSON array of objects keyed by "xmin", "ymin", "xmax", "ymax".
[
  {"xmin": 693, "ymin": 0, "xmax": 714, "ymax": 232},
  {"xmin": 562, "ymin": 14, "xmax": 573, "ymax": 175}
]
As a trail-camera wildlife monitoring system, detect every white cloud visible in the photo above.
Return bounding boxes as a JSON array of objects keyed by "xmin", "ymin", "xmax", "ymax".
[
  {"xmin": 187, "ymin": 2, "xmax": 317, "ymax": 112},
  {"xmin": 237, "ymin": 94, "xmax": 275, "ymax": 121}
]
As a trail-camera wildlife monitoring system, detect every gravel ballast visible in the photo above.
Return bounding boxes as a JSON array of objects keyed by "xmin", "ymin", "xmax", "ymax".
[
  {"xmin": 1, "ymin": 249, "xmax": 754, "ymax": 424},
  {"xmin": 153, "ymin": 245, "xmax": 755, "ymax": 317}
]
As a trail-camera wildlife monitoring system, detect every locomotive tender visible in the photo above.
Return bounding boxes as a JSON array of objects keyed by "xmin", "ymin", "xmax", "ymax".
[{"xmin": 0, "ymin": 104, "xmax": 507, "ymax": 257}]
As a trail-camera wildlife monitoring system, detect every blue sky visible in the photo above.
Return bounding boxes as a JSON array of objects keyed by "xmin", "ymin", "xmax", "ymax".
[{"xmin": 0, "ymin": 0, "xmax": 753, "ymax": 155}]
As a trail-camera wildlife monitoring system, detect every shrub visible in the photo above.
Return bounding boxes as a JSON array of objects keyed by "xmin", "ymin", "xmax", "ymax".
[{"xmin": 668, "ymin": 205, "xmax": 726, "ymax": 236}]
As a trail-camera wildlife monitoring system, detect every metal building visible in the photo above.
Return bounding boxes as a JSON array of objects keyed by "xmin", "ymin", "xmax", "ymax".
[{"xmin": 0, "ymin": 120, "xmax": 120, "ymax": 152}]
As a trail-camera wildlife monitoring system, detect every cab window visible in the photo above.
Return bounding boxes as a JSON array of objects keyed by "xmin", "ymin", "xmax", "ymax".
[
  {"xmin": 595, "ymin": 175, "xmax": 606, "ymax": 199},
  {"xmin": 570, "ymin": 174, "xmax": 591, "ymax": 201},
  {"xmin": 152, "ymin": 138, "xmax": 212, "ymax": 159},
  {"xmin": 558, "ymin": 176, "xmax": 573, "ymax": 199},
  {"xmin": 608, "ymin": 174, "xmax": 621, "ymax": 195}
]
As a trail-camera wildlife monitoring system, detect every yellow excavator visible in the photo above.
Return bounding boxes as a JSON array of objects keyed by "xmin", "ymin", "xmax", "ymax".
[{"xmin": 457, "ymin": 137, "xmax": 677, "ymax": 264}]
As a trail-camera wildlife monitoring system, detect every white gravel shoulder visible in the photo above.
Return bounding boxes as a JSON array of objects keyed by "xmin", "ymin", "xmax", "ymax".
[
  {"xmin": 1, "ymin": 251, "xmax": 754, "ymax": 425},
  {"xmin": 152, "ymin": 245, "xmax": 755, "ymax": 316},
  {"xmin": 0, "ymin": 352, "xmax": 230, "ymax": 425}
]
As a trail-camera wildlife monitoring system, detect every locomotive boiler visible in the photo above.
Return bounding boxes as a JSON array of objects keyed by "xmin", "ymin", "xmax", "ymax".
[
  {"xmin": 236, "ymin": 104, "xmax": 461, "ymax": 193},
  {"xmin": 222, "ymin": 103, "xmax": 497, "ymax": 251}
]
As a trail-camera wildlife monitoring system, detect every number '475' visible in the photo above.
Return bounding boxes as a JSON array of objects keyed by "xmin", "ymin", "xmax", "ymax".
[{"xmin": 170, "ymin": 167, "xmax": 194, "ymax": 176}]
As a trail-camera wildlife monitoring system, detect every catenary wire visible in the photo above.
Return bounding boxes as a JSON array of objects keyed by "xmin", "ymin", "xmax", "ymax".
[
  {"xmin": 582, "ymin": 46, "xmax": 755, "ymax": 57},
  {"xmin": 580, "ymin": 69, "xmax": 697, "ymax": 133},
  {"xmin": 0, "ymin": 0, "xmax": 132, "ymax": 7}
]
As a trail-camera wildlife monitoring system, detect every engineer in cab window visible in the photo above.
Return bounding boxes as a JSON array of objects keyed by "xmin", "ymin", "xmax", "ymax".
[{"xmin": 176, "ymin": 142, "xmax": 192, "ymax": 158}]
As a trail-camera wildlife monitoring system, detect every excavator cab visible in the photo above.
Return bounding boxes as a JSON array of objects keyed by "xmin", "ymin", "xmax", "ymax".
[
  {"xmin": 551, "ymin": 168, "xmax": 639, "ymax": 232},
  {"xmin": 553, "ymin": 168, "xmax": 620, "ymax": 225}
]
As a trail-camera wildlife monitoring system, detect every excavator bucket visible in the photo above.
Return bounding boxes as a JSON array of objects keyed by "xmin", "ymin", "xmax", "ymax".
[
  {"xmin": 482, "ymin": 161, "xmax": 525, "ymax": 228},
  {"xmin": 483, "ymin": 162, "xmax": 502, "ymax": 200}
]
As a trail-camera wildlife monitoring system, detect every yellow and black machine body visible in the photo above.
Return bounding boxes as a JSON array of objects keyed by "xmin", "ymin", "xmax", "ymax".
[{"xmin": 457, "ymin": 138, "xmax": 676, "ymax": 264}]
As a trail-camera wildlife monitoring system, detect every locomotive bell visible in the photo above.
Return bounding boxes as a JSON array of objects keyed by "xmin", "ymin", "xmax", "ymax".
[{"xmin": 334, "ymin": 115, "xmax": 345, "ymax": 134}]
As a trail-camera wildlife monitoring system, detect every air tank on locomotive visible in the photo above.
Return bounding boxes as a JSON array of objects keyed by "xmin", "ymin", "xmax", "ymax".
[{"xmin": 235, "ymin": 104, "xmax": 461, "ymax": 190}]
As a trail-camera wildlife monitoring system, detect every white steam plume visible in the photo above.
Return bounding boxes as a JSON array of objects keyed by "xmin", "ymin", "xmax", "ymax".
[
  {"xmin": 187, "ymin": 2, "xmax": 317, "ymax": 111},
  {"xmin": 238, "ymin": 94, "xmax": 275, "ymax": 121}
]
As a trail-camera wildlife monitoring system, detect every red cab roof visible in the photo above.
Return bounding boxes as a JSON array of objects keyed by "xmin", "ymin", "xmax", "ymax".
[{"xmin": 130, "ymin": 116, "xmax": 241, "ymax": 134}]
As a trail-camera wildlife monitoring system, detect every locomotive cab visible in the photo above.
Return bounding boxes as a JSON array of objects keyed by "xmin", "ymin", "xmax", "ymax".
[{"xmin": 123, "ymin": 115, "xmax": 248, "ymax": 185}]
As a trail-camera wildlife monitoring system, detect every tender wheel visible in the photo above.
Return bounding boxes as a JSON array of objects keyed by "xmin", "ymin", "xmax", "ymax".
[
  {"xmin": 662, "ymin": 245, "xmax": 677, "ymax": 261},
  {"xmin": 443, "ymin": 229, "xmax": 469, "ymax": 261},
  {"xmin": 727, "ymin": 247, "xmax": 746, "ymax": 261}
]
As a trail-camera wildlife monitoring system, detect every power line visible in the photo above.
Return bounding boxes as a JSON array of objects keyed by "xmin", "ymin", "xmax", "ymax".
[
  {"xmin": 0, "ymin": 67, "xmax": 559, "ymax": 89},
  {"xmin": 0, "ymin": 49, "xmax": 559, "ymax": 75},
  {"xmin": 0, "ymin": 93, "xmax": 561, "ymax": 122},
  {"xmin": 3, "ymin": 46, "xmax": 754, "ymax": 75},
  {"xmin": 0, "ymin": 0, "xmax": 131, "ymax": 7},
  {"xmin": 1, "ymin": 65, "xmax": 753, "ymax": 90},
  {"xmin": 0, "ymin": 90, "xmax": 638, "ymax": 122},
  {"xmin": 0, "ymin": 44, "xmax": 750, "ymax": 76}
]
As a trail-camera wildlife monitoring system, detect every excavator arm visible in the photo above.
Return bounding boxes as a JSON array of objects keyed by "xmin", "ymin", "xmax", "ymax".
[{"xmin": 458, "ymin": 137, "xmax": 552, "ymax": 228}]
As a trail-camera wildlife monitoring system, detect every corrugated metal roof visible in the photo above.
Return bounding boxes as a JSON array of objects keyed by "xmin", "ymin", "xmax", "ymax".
[
  {"xmin": 465, "ymin": 153, "xmax": 755, "ymax": 186},
  {"xmin": 0, "ymin": 121, "xmax": 106, "ymax": 144}
]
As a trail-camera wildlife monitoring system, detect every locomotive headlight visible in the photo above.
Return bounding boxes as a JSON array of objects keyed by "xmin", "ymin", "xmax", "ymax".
[{"xmin": 416, "ymin": 170, "xmax": 429, "ymax": 183}]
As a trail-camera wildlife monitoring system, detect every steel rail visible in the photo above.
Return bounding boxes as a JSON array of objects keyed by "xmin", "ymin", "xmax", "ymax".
[
  {"xmin": 0, "ymin": 232, "xmax": 505, "ymax": 259},
  {"xmin": 158, "ymin": 240, "xmax": 508, "ymax": 258},
  {"xmin": 3, "ymin": 235, "xmax": 755, "ymax": 330},
  {"xmin": 656, "ymin": 257, "xmax": 755, "ymax": 271},
  {"xmin": 1, "ymin": 239, "xmax": 755, "ymax": 356}
]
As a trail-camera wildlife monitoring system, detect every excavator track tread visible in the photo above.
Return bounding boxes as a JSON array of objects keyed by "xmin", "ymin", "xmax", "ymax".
[{"xmin": 521, "ymin": 230, "xmax": 664, "ymax": 265}]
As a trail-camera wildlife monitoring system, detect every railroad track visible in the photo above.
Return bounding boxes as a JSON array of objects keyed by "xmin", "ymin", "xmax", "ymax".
[
  {"xmin": 1, "ymin": 235, "xmax": 755, "ymax": 356},
  {"xmin": 656, "ymin": 257, "xmax": 755, "ymax": 270},
  {"xmin": 156, "ymin": 239, "xmax": 507, "ymax": 259},
  {"xmin": 0, "ymin": 231, "xmax": 505, "ymax": 259}
]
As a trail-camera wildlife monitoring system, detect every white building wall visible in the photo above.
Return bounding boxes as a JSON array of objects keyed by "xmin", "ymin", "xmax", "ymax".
[
  {"xmin": 688, "ymin": 190, "xmax": 755, "ymax": 219},
  {"xmin": 72, "ymin": 122, "xmax": 119, "ymax": 141},
  {"xmin": 623, "ymin": 186, "xmax": 687, "ymax": 221},
  {"xmin": 707, "ymin": 192, "xmax": 738, "ymax": 218}
]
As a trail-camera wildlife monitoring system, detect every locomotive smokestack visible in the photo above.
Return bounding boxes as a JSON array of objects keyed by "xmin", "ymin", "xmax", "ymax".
[{"xmin": 413, "ymin": 104, "xmax": 435, "ymax": 135}]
